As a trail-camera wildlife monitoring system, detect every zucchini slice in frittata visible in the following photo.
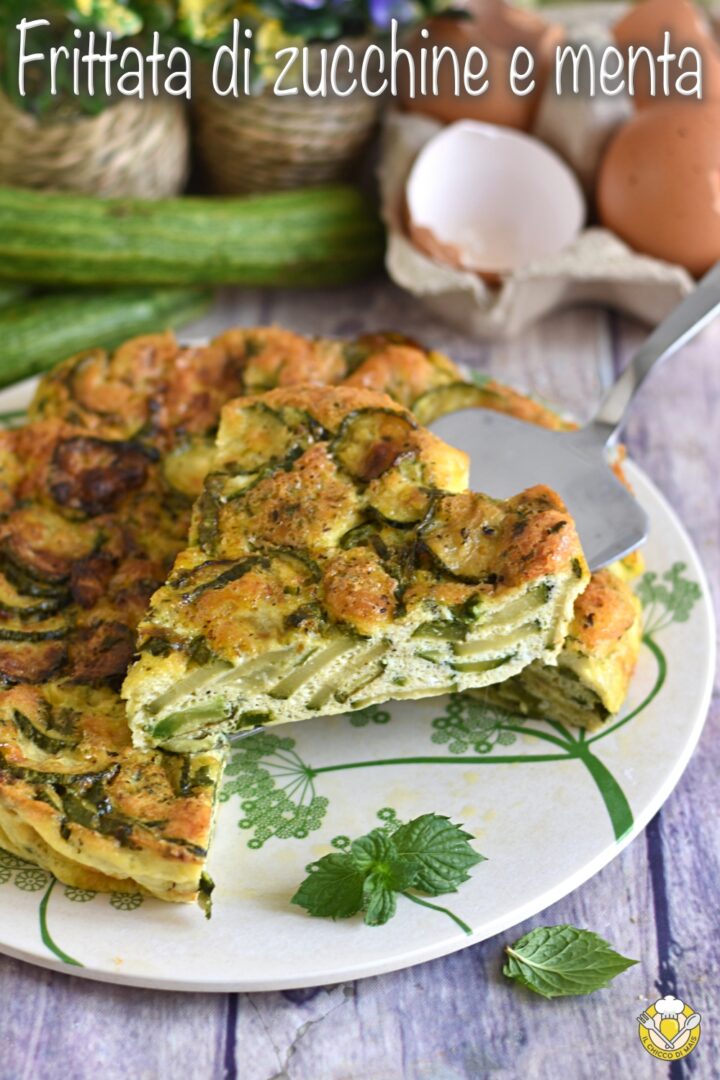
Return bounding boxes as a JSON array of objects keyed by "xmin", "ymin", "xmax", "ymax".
[{"xmin": 123, "ymin": 386, "xmax": 590, "ymax": 752}]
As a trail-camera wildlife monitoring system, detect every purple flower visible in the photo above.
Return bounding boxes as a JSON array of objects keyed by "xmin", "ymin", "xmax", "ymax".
[{"xmin": 368, "ymin": 0, "xmax": 418, "ymax": 30}]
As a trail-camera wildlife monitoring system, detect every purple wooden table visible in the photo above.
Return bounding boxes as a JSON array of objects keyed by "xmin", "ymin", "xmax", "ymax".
[{"xmin": 1, "ymin": 282, "xmax": 717, "ymax": 1080}]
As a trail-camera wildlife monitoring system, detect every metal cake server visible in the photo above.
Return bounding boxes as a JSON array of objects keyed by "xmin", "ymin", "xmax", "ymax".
[{"xmin": 429, "ymin": 262, "xmax": 720, "ymax": 570}]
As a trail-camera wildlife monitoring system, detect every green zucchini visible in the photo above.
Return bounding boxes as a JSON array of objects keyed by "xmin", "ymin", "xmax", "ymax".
[
  {"xmin": 0, "ymin": 575, "xmax": 65, "ymax": 620},
  {"xmin": 332, "ymin": 408, "xmax": 417, "ymax": 481},
  {"xmin": 146, "ymin": 663, "xmax": 232, "ymax": 717},
  {"xmin": 451, "ymin": 653, "xmax": 517, "ymax": 674},
  {"xmin": 171, "ymin": 557, "xmax": 264, "ymax": 604},
  {"xmin": 0, "ymin": 286, "xmax": 213, "ymax": 389},
  {"xmin": 269, "ymin": 638, "xmax": 356, "ymax": 699},
  {"xmin": 13, "ymin": 709, "xmax": 79, "ymax": 754},
  {"xmin": 412, "ymin": 382, "xmax": 505, "ymax": 426},
  {"xmin": 412, "ymin": 621, "xmax": 466, "ymax": 642},
  {"xmin": 0, "ymin": 284, "xmax": 31, "ymax": 310},
  {"xmin": 151, "ymin": 699, "xmax": 229, "ymax": 742},
  {"xmin": 0, "ymin": 623, "xmax": 68, "ymax": 643},
  {"xmin": 308, "ymin": 641, "xmax": 389, "ymax": 708},
  {"xmin": 161, "ymin": 437, "xmax": 218, "ymax": 501},
  {"xmin": 218, "ymin": 402, "xmax": 296, "ymax": 475},
  {"xmin": 0, "ymin": 185, "xmax": 384, "ymax": 287}
]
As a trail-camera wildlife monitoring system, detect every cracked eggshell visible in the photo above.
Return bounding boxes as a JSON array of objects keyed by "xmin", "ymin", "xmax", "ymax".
[{"xmin": 405, "ymin": 119, "xmax": 586, "ymax": 276}]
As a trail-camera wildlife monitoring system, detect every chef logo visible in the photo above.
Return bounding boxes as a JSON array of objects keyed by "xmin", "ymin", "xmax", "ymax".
[{"xmin": 637, "ymin": 995, "xmax": 701, "ymax": 1059}]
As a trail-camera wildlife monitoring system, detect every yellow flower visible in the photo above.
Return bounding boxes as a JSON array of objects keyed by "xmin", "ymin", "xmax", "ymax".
[
  {"xmin": 255, "ymin": 17, "xmax": 302, "ymax": 84},
  {"xmin": 75, "ymin": 0, "xmax": 143, "ymax": 36},
  {"xmin": 177, "ymin": 0, "xmax": 241, "ymax": 42}
]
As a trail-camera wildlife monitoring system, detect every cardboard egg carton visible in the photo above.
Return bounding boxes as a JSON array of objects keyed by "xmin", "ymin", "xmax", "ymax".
[{"xmin": 379, "ymin": 3, "xmax": 696, "ymax": 340}]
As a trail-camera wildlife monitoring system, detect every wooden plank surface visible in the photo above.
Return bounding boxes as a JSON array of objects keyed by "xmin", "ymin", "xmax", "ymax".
[{"xmin": 0, "ymin": 282, "xmax": 717, "ymax": 1080}]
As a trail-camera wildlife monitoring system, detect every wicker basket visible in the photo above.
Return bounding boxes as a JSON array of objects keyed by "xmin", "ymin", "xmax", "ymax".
[
  {"xmin": 0, "ymin": 93, "xmax": 190, "ymax": 198},
  {"xmin": 192, "ymin": 38, "xmax": 383, "ymax": 194}
]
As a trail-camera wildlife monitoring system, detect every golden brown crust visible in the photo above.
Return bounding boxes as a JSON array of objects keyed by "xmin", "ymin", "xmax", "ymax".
[
  {"xmin": 220, "ymin": 383, "xmax": 403, "ymax": 432},
  {"xmin": 0, "ymin": 410, "xmax": 223, "ymax": 899},
  {"xmin": 567, "ymin": 568, "xmax": 641, "ymax": 660},
  {"xmin": 213, "ymin": 327, "xmax": 347, "ymax": 391},
  {"xmin": 217, "ymin": 442, "xmax": 361, "ymax": 558},
  {"xmin": 322, "ymin": 548, "xmax": 398, "ymax": 635},
  {"xmin": 210, "ymin": 388, "xmax": 577, "ymax": 597},
  {"xmin": 420, "ymin": 485, "xmax": 585, "ymax": 591},
  {"xmin": 31, "ymin": 333, "xmax": 246, "ymax": 450},
  {"xmin": 0, "ymin": 420, "xmax": 181, "ymax": 690},
  {"xmin": 343, "ymin": 343, "xmax": 458, "ymax": 406},
  {"xmin": 2, "ymin": 324, "xmax": 641, "ymax": 887}
]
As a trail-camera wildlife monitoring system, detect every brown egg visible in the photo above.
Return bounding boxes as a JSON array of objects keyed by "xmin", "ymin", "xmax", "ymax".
[
  {"xmin": 399, "ymin": 0, "xmax": 563, "ymax": 132},
  {"xmin": 597, "ymin": 101, "xmax": 720, "ymax": 276},
  {"xmin": 613, "ymin": 0, "xmax": 720, "ymax": 109}
]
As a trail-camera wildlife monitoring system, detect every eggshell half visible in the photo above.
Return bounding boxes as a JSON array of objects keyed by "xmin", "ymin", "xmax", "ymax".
[
  {"xmin": 597, "ymin": 101, "xmax": 720, "ymax": 276},
  {"xmin": 406, "ymin": 119, "xmax": 585, "ymax": 275}
]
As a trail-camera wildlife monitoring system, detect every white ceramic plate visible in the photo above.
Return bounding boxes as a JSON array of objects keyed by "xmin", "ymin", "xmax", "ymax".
[{"xmin": 0, "ymin": 381, "xmax": 714, "ymax": 992}]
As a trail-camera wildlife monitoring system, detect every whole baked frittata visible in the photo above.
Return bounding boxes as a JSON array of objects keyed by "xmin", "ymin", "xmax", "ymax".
[{"xmin": 0, "ymin": 327, "xmax": 643, "ymax": 902}]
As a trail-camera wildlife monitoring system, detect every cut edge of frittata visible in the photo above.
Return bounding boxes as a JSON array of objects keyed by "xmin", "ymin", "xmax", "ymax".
[{"xmin": 468, "ymin": 565, "xmax": 643, "ymax": 731}]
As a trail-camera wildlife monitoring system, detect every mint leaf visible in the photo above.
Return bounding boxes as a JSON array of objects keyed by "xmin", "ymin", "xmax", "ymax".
[
  {"xmin": 362, "ymin": 874, "xmax": 398, "ymax": 926},
  {"xmin": 503, "ymin": 926, "xmax": 638, "ymax": 999},
  {"xmin": 391, "ymin": 814, "xmax": 485, "ymax": 895},
  {"xmin": 350, "ymin": 828, "xmax": 395, "ymax": 873},
  {"xmin": 292, "ymin": 812, "xmax": 484, "ymax": 929},
  {"xmin": 351, "ymin": 829, "xmax": 418, "ymax": 882},
  {"xmin": 291, "ymin": 854, "xmax": 365, "ymax": 919},
  {"xmin": 351, "ymin": 829, "xmax": 419, "ymax": 926}
]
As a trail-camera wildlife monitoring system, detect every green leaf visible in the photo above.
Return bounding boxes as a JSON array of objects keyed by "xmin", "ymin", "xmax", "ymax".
[
  {"xmin": 391, "ymin": 814, "xmax": 485, "ymax": 896},
  {"xmin": 351, "ymin": 829, "xmax": 419, "ymax": 892},
  {"xmin": 292, "ymin": 812, "xmax": 484, "ymax": 930},
  {"xmin": 350, "ymin": 828, "xmax": 394, "ymax": 873},
  {"xmin": 362, "ymin": 874, "xmax": 397, "ymax": 926},
  {"xmin": 291, "ymin": 854, "xmax": 365, "ymax": 920},
  {"xmin": 503, "ymin": 926, "xmax": 638, "ymax": 999}
]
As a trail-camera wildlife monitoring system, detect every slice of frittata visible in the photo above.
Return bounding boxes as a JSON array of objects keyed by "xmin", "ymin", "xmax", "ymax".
[{"xmin": 123, "ymin": 386, "xmax": 590, "ymax": 752}]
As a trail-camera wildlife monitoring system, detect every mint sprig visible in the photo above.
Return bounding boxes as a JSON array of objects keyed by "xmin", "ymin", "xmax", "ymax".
[
  {"xmin": 292, "ymin": 814, "xmax": 485, "ymax": 933},
  {"xmin": 503, "ymin": 926, "xmax": 638, "ymax": 999}
]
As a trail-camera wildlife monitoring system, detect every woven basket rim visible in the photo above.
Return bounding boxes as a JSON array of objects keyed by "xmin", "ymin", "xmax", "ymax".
[{"xmin": 0, "ymin": 87, "xmax": 183, "ymax": 128}]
